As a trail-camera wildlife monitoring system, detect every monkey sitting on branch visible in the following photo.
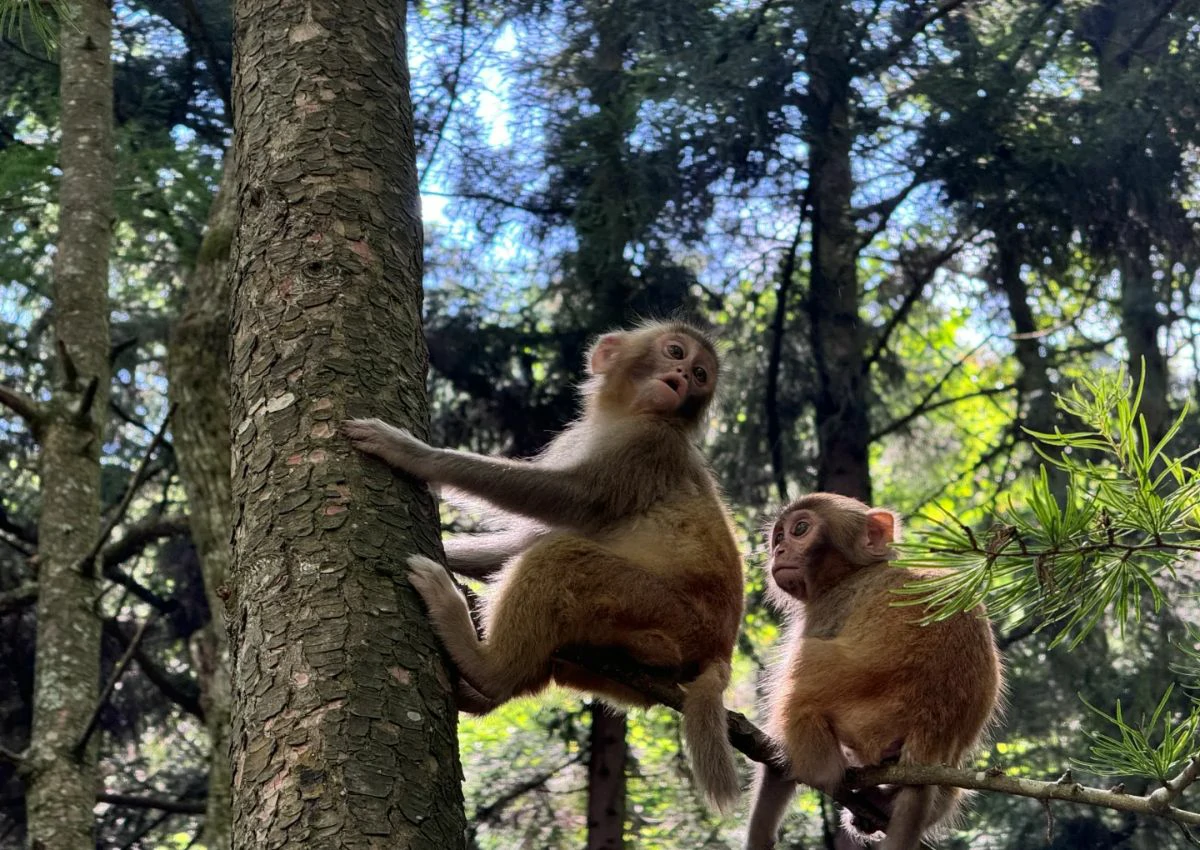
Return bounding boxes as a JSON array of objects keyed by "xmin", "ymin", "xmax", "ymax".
[
  {"xmin": 747, "ymin": 493, "xmax": 1003, "ymax": 850},
  {"xmin": 343, "ymin": 320, "xmax": 745, "ymax": 811}
]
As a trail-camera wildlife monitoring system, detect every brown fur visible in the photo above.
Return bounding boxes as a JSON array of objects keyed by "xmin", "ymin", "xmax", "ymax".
[
  {"xmin": 746, "ymin": 494, "xmax": 1003, "ymax": 850},
  {"xmin": 344, "ymin": 320, "xmax": 744, "ymax": 811}
]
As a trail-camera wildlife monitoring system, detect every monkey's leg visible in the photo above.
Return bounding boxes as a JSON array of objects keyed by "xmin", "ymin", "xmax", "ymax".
[
  {"xmin": 473, "ymin": 539, "xmax": 699, "ymax": 703},
  {"xmin": 780, "ymin": 707, "xmax": 848, "ymax": 794},
  {"xmin": 745, "ymin": 763, "xmax": 797, "ymax": 850},
  {"xmin": 407, "ymin": 555, "xmax": 498, "ymax": 698},
  {"xmin": 877, "ymin": 786, "xmax": 936, "ymax": 850}
]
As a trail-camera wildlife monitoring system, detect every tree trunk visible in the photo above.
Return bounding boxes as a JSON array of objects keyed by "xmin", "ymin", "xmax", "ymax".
[
  {"xmin": 25, "ymin": 0, "xmax": 113, "ymax": 847},
  {"xmin": 168, "ymin": 160, "xmax": 236, "ymax": 850},
  {"xmin": 1118, "ymin": 238, "xmax": 1171, "ymax": 445},
  {"xmin": 994, "ymin": 230, "xmax": 1070, "ymax": 499},
  {"xmin": 805, "ymin": 21, "xmax": 872, "ymax": 503},
  {"xmin": 227, "ymin": 0, "xmax": 465, "ymax": 847},
  {"xmin": 585, "ymin": 705, "xmax": 627, "ymax": 850}
]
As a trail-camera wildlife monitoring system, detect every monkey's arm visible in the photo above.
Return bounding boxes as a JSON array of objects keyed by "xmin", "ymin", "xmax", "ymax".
[{"xmin": 343, "ymin": 418, "xmax": 624, "ymax": 526}]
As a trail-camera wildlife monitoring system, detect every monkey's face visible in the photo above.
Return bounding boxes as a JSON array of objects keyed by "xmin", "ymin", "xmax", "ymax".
[
  {"xmin": 768, "ymin": 507, "xmax": 822, "ymax": 601},
  {"xmin": 631, "ymin": 331, "xmax": 718, "ymax": 416}
]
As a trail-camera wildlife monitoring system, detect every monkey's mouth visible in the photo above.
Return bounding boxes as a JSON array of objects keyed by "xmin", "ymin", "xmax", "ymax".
[{"xmin": 659, "ymin": 375, "xmax": 687, "ymax": 400}]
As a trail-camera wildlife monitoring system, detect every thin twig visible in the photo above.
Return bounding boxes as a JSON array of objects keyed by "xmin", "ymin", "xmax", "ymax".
[
  {"xmin": 75, "ymin": 612, "xmax": 161, "ymax": 758},
  {"xmin": 78, "ymin": 404, "xmax": 176, "ymax": 577}
]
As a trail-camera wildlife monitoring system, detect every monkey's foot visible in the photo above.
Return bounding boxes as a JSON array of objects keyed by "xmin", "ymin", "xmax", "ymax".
[{"xmin": 406, "ymin": 554, "xmax": 464, "ymax": 616}]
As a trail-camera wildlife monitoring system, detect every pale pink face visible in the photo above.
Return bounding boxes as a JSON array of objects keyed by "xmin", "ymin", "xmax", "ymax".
[
  {"xmin": 633, "ymin": 332, "xmax": 717, "ymax": 415},
  {"xmin": 768, "ymin": 508, "xmax": 816, "ymax": 600}
]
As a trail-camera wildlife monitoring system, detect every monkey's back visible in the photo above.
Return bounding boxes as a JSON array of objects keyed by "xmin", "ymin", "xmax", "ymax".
[{"xmin": 779, "ymin": 566, "xmax": 1002, "ymax": 767}]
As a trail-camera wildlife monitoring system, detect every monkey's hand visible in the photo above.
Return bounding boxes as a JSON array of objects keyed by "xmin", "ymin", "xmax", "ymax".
[{"xmin": 343, "ymin": 418, "xmax": 439, "ymax": 480}]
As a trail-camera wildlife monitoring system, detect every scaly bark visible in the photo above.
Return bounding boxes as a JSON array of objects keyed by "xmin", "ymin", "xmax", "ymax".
[
  {"xmin": 25, "ymin": 0, "xmax": 113, "ymax": 847},
  {"xmin": 228, "ymin": 0, "xmax": 465, "ymax": 847},
  {"xmin": 168, "ymin": 160, "xmax": 236, "ymax": 850}
]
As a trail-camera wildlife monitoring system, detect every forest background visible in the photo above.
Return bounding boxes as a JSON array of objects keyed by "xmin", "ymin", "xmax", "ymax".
[{"xmin": 1, "ymin": 0, "xmax": 1199, "ymax": 848}]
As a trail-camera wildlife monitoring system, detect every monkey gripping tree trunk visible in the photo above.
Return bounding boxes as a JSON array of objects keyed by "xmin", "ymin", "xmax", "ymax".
[
  {"xmin": 24, "ymin": 0, "xmax": 113, "ymax": 847},
  {"xmin": 227, "ymin": 0, "xmax": 465, "ymax": 847}
]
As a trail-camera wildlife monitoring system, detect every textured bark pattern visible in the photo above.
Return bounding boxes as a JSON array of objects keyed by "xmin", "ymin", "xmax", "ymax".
[
  {"xmin": 25, "ymin": 0, "xmax": 114, "ymax": 847},
  {"xmin": 228, "ymin": 1, "xmax": 465, "ymax": 848},
  {"xmin": 585, "ymin": 705, "xmax": 627, "ymax": 850},
  {"xmin": 805, "ymin": 17, "xmax": 872, "ymax": 503},
  {"xmin": 168, "ymin": 161, "xmax": 236, "ymax": 850}
]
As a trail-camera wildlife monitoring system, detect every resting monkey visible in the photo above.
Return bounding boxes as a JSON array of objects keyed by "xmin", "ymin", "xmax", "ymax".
[
  {"xmin": 747, "ymin": 493, "xmax": 1003, "ymax": 850},
  {"xmin": 343, "ymin": 320, "xmax": 744, "ymax": 810}
]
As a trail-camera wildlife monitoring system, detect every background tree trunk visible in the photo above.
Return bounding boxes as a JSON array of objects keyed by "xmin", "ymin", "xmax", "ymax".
[
  {"xmin": 24, "ymin": 0, "xmax": 114, "ymax": 847},
  {"xmin": 168, "ymin": 160, "xmax": 236, "ymax": 850},
  {"xmin": 805, "ymin": 12, "xmax": 872, "ymax": 503},
  {"xmin": 585, "ymin": 705, "xmax": 627, "ymax": 850},
  {"xmin": 227, "ymin": 0, "xmax": 465, "ymax": 847}
]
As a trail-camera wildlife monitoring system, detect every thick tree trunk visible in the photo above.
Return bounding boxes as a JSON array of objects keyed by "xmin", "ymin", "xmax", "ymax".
[
  {"xmin": 585, "ymin": 705, "xmax": 627, "ymax": 850},
  {"xmin": 228, "ymin": 1, "xmax": 465, "ymax": 848},
  {"xmin": 805, "ymin": 26, "xmax": 872, "ymax": 503},
  {"xmin": 168, "ymin": 161, "xmax": 236, "ymax": 850},
  {"xmin": 25, "ymin": 0, "xmax": 113, "ymax": 847}
]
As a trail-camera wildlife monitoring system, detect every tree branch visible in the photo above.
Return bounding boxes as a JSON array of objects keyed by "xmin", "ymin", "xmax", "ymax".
[
  {"xmin": 0, "ymin": 581, "xmax": 37, "ymax": 614},
  {"xmin": 765, "ymin": 201, "xmax": 809, "ymax": 505},
  {"xmin": 847, "ymin": 762, "xmax": 1200, "ymax": 828},
  {"xmin": 103, "ymin": 618, "xmax": 205, "ymax": 721},
  {"xmin": 79, "ymin": 404, "xmax": 175, "ymax": 577},
  {"xmin": 861, "ymin": 0, "xmax": 976, "ymax": 72},
  {"xmin": 0, "ymin": 384, "xmax": 44, "ymax": 435},
  {"xmin": 1152, "ymin": 755, "xmax": 1200, "ymax": 809},
  {"xmin": 75, "ymin": 613, "xmax": 160, "ymax": 758},
  {"xmin": 97, "ymin": 792, "xmax": 207, "ymax": 815},
  {"xmin": 101, "ymin": 514, "xmax": 190, "ymax": 571}
]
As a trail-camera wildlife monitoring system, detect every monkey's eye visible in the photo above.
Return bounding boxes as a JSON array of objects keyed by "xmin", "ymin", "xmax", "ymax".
[
  {"xmin": 791, "ymin": 520, "xmax": 810, "ymax": 537},
  {"xmin": 693, "ymin": 365, "xmax": 708, "ymax": 384},
  {"xmin": 772, "ymin": 531, "xmax": 784, "ymax": 547},
  {"xmin": 666, "ymin": 342, "xmax": 686, "ymax": 360}
]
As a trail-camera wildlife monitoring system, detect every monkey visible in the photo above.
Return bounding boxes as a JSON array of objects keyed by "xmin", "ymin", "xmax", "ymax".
[
  {"xmin": 342, "ymin": 320, "xmax": 745, "ymax": 811},
  {"xmin": 745, "ymin": 493, "xmax": 1003, "ymax": 850}
]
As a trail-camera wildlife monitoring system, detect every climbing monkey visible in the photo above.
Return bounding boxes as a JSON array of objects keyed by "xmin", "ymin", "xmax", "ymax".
[
  {"xmin": 344, "ymin": 320, "xmax": 745, "ymax": 811},
  {"xmin": 746, "ymin": 493, "xmax": 1003, "ymax": 850}
]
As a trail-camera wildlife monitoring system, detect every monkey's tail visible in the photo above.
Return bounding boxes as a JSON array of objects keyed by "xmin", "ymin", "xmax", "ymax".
[{"xmin": 681, "ymin": 660, "xmax": 740, "ymax": 813}]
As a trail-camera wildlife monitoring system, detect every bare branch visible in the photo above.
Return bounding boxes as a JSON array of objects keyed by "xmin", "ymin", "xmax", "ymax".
[
  {"xmin": 78, "ymin": 404, "xmax": 176, "ymax": 577},
  {"xmin": 97, "ymin": 792, "xmax": 207, "ymax": 815},
  {"xmin": 102, "ymin": 618, "xmax": 205, "ymax": 721},
  {"xmin": 75, "ymin": 612, "xmax": 161, "ymax": 758},
  {"xmin": 766, "ymin": 196, "xmax": 810, "ymax": 504},
  {"xmin": 848, "ymin": 762, "xmax": 1200, "ymax": 828},
  {"xmin": 0, "ymin": 743, "xmax": 26, "ymax": 771},
  {"xmin": 0, "ymin": 384, "xmax": 45, "ymax": 434},
  {"xmin": 0, "ymin": 581, "xmax": 37, "ymax": 614},
  {"xmin": 102, "ymin": 514, "xmax": 190, "ymax": 571},
  {"xmin": 861, "ymin": 0, "xmax": 976, "ymax": 72}
]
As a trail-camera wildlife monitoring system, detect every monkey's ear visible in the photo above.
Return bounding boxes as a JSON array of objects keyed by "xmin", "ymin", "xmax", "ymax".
[
  {"xmin": 864, "ymin": 509, "xmax": 899, "ymax": 557},
  {"xmin": 588, "ymin": 333, "xmax": 625, "ymax": 375}
]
